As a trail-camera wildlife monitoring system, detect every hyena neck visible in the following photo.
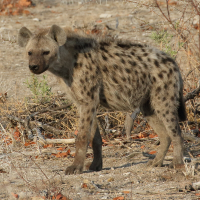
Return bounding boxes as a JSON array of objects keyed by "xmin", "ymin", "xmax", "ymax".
[
  {"xmin": 48, "ymin": 34, "xmax": 98, "ymax": 86},
  {"xmin": 48, "ymin": 45, "xmax": 74, "ymax": 86}
]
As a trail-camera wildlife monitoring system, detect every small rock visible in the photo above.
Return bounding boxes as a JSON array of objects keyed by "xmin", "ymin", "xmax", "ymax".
[
  {"xmin": 33, "ymin": 18, "xmax": 40, "ymax": 22},
  {"xmin": 193, "ymin": 15, "xmax": 199, "ymax": 25},
  {"xmin": 100, "ymin": 14, "xmax": 112, "ymax": 18},
  {"xmin": 83, "ymin": 179, "xmax": 89, "ymax": 184},
  {"xmin": 107, "ymin": 177, "xmax": 114, "ymax": 182}
]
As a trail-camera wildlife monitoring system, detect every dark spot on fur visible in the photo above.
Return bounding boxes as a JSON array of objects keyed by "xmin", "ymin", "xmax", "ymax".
[
  {"xmin": 154, "ymin": 60, "xmax": 159, "ymax": 68},
  {"xmin": 116, "ymin": 94, "xmax": 121, "ymax": 100},
  {"xmin": 172, "ymin": 129, "xmax": 176, "ymax": 134},
  {"xmin": 156, "ymin": 87, "xmax": 161, "ymax": 94},
  {"xmin": 121, "ymin": 58, "xmax": 126, "ymax": 64},
  {"xmin": 171, "ymin": 118, "xmax": 175, "ymax": 122},
  {"xmin": 153, "ymin": 76, "xmax": 156, "ymax": 82},
  {"xmin": 88, "ymin": 53, "xmax": 92, "ymax": 58},
  {"xmin": 164, "ymin": 84, "xmax": 168, "ymax": 89},
  {"xmin": 162, "ymin": 57, "xmax": 176, "ymax": 65},
  {"xmin": 117, "ymin": 42, "xmax": 131, "ymax": 49},
  {"xmin": 128, "ymin": 89, "xmax": 131, "ymax": 96},
  {"xmin": 168, "ymin": 81, "xmax": 172, "ymax": 86},
  {"xmin": 100, "ymin": 41, "xmax": 109, "ymax": 46},
  {"xmin": 89, "ymin": 65, "xmax": 93, "ymax": 71},
  {"xmin": 142, "ymin": 48, "xmax": 145, "ymax": 52},
  {"xmin": 125, "ymin": 68, "xmax": 131, "ymax": 73},
  {"xmin": 112, "ymin": 76, "xmax": 118, "ymax": 84},
  {"xmin": 128, "ymin": 77, "xmax": 131, "ymax": 84},
  {"xmin": 113, "ymin": 64, "xmax": 119, "ymax": 70},
  {"xmin": 132, "ymin": 43, "xmax": 143, "ymax": 48},
  {"xmin": 163, "ymin": 114, "xmax": 165, "ymax": 117},
  {"xmin": 171, "ymin": 96, "xmax": 174, "ymax": 101},
  {"xmin": 74, "ymin": 62, "xmax": 78, "ymax": 68},
  {"xmin": 115, "ymin": 53, "xmax": 120, "ymax": 57},
  {"xmin": 165, "ymin": 103, "xmax": 169, "ymax": 107},
  {"xmin": 163, "ymin": 97, "xmax": 166, "ymax": 101},
  {"xmin": 91, "ymin": 85, "xmax": 97, "ymax": 93},
  {"xmin": 87, "ymin": 91, "xmax": 90, "ymax": 96},
  {"xmin": 166, "ymin": 110, "xmax": 169, "ymax": 114},
  {"xmin": 158, "ymin": 73, "xmax": 163, "ymax": 79},
  {"xmin": 91, "ymin": 107, "xmax": 95, "ymax": 113},
  {"xmin": 121, "ymin": 77, "xmax": 126, "ymax": 82},
  {"xmin": 142, "ymin": 73, "xmax": 146, "ymax": 79},
  {"xmin": 131, "ymin": 51, "xmax": 135, "ymax": 56},
  {"xmin": 74, "ymin": 53, "xmax": 78, "ymax": 60},
  {"xmin": 81, "ymin": 118, "xmax": 85, "ymax": 123},
  {"xmin": 143, "ymin": 63, "xmax": 148, "ymax": 69},
  {"xmin": 128, "ymin": 60, "xmax": 136, "ymax": 66},
  {"xmin": 174, "ymin": 66, "xmax": 178, "ymax": 71},
  {"xmin": 90, "ymin": 75, "xmax": 95, "ymax": 80},
  {"xmin": 137, "ymin": 56, "xmax": 143, "ymax": 61},
  {"xmin": 80, "ymin": 79, "xmax": 84, "ymax": 84},
  {"xmin": 84, "ymin": 53, "xmax": 88, "ymax": 59},
  {"xmin": 86, "ymin": 116, "xmax": 90, "ymax": 122},
  {"xmin": 143, "ymin": 53, "xmax": 148, "ymax": 57},
  {"xmin": 102, "ymin": 54, "xmax": 108, "ymax": 61},
  {"xmin": 102, "ymin": 65, "xmax": 108, "ymax": 73},
  {"xmin": 100, "ymin": 45, "xmax": 108, "ymax": 53},
  {"xmin": 148, "ymin": 58, "xmax": 151, "ymax": 62}
]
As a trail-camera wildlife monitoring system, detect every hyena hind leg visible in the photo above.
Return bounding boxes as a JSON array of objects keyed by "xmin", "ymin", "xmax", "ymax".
[
  {"xmin": 145, "ymin": 114, "xmax": 171, "ymax": 167},
  {"xmin": 89, "ymin": 117, "xmax": 103, "ymax": 171}
]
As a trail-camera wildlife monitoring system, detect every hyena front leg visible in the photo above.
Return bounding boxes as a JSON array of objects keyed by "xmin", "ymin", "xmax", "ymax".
[{"xmin": 65, "ymin": 104, "xmax": 96, "ymax": 175}]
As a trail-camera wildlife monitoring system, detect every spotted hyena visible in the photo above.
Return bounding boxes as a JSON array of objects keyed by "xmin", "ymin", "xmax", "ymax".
[{"xmin": 18, "ymin": 25, "xmax": 186, "ymax": 175}]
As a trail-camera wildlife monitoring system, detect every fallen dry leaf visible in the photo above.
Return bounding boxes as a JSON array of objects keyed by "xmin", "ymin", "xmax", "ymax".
[
  {"xmin": 113, "ymin": 196, "xmax": 124, "ymax": 200},
  {"xmin": 122, "ymin": 191, "xmax": 130, "ymax": 194},
  {"xmin": 24, "ymin": 141, "xmax": 36, "ymax": 146},
  {"xmin": 141, "ymin": 145, "xmax": 145, "ymax": 149},
  {"xmin": 82, "ymin": 183, "xmax": 88, "ymax": 188},
  {"xmin": 11, "ymin": 192, "xmax": 19, "ymax": 199},
  {"xmin": 149, "ymin": 151, "xmax": 157, "ymax": 155}
]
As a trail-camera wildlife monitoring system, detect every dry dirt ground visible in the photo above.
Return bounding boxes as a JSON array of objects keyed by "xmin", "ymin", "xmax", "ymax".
[{"xmin": 1, "ymin": 0, "xmax": 200, "ymax": 199}]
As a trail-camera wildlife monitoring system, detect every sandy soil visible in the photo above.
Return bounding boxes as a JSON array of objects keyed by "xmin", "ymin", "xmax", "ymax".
[{"xmin": 0, "ymin": 0, "xmax": 200, "ymax": 199}]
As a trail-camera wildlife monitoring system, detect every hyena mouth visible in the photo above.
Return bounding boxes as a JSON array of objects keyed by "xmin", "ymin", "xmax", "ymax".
[{"xmin": 30, "ymin": 65, "xmax": 49, "ymax": 74}]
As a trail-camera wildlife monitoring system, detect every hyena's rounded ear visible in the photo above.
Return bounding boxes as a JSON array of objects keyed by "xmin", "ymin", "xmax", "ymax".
[
  {"xmin": 47, "ymin": 25, "xmax": 66, "ymax": 46},
  {"xmin": 18, "ymin": 27, "xmax": 33, "ymax": 47}
]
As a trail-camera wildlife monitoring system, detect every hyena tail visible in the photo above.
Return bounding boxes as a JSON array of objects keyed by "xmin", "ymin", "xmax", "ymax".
[{"xmin": 178, "ymin": 83, "xmax": 187, "ymax": 122}]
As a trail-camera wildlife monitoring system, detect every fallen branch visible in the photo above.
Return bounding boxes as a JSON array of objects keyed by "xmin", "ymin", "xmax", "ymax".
[{"xmin": 184, "ymin": 86, "xmax": 200, "ymax": 102}]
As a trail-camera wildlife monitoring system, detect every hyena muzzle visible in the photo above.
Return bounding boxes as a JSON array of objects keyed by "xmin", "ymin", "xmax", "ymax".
[{"xmin": 18, "ymin": 25, "xmax": 187, "ymax": 175}]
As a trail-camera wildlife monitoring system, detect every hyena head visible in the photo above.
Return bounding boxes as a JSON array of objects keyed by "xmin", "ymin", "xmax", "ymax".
[{"xmin": 18, "ymin": 25, "xmax": 66, "ymax": 74}]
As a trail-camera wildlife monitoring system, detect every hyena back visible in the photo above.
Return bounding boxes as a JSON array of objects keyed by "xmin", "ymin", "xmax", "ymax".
[{"xmin": 18, "ymin": 25, "xmax": 186, "ymax": 175}]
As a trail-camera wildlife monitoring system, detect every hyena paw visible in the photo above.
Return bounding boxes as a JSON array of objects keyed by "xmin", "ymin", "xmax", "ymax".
[
  {"xmin": 169, "ymin": 160, "xmax": 184, "ymax": 169},
  {"xmin": 65, "ymin": 164, "xmax": 83, "ymax": 175},
  {"xmin": 147, "ymin": 159, "xmax": 163, "ymax": 167},
  {"xmin": 89, "ymin": 160, "xmax": 102, "ymax": 171}
]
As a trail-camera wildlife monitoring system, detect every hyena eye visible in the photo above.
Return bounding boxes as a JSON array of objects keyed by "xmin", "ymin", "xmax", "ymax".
[
  {"xmin": 28, "ymin": 51, "xmax": 32, "ymax": 56},
  {"xmin": 43, "ymin": 51, "xmax": 50, "ymax": 55}
]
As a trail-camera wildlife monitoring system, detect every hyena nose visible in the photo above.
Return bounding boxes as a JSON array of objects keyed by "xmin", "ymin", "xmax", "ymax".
[{"xmin": 29, "ymin": 65, "xmax": 39, "ymax": 71}]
